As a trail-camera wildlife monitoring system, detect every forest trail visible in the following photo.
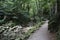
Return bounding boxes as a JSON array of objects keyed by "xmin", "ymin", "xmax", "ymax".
[{"xmin": 27, "ymin": 20, "xmax": 55, "ymax": 40}]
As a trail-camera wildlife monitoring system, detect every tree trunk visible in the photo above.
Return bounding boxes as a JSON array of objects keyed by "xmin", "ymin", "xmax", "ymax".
[
  {"xmin": 56, "ymin": 0, "xmax": 60, "ymax": 40},
  {"xmin": 48, "ymin": 0, "xmax": 58, "ymax": 32}
]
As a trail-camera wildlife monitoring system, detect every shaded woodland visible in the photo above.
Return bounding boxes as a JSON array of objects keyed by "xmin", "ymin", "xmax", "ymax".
[{"xmin": 0, "ymin": 0, "xmax": 58, "ymax": 40}]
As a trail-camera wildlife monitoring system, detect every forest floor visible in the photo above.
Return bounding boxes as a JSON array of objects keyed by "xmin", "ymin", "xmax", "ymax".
[{"xmin": 27, "ymin": 20, "xmax": 56, "ymax": 40}]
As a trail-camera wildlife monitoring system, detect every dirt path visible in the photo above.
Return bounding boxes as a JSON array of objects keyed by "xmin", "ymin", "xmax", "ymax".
[{"xmin": 27, "ymin": 20, "xmax": 55, "ymax": 40}]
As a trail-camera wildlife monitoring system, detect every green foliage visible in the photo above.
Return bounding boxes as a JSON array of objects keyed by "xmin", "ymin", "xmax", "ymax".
[
  {"xmin": 0, "ymin": 0, "xmax": 54, "ymax": 25},
  {"xmin": 0, "ymin": 21, "xmax": 44, "ymax": 40},
  {"xmin": 19, "ymin": 21, "xmax": 44, "ymax": 40},
  {"xmin": 0, "ymin": 0, "xmax": 55, "ymax": 40}
]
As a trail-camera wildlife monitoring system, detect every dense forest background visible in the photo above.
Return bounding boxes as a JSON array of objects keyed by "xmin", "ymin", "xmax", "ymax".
[
  {"xmin": 0, "ymin": 0, "xmax": 57, "ymax": 40},
  {"xmin": 0, "ymin": 0, "xmax": 56, "ymax": 26}
]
